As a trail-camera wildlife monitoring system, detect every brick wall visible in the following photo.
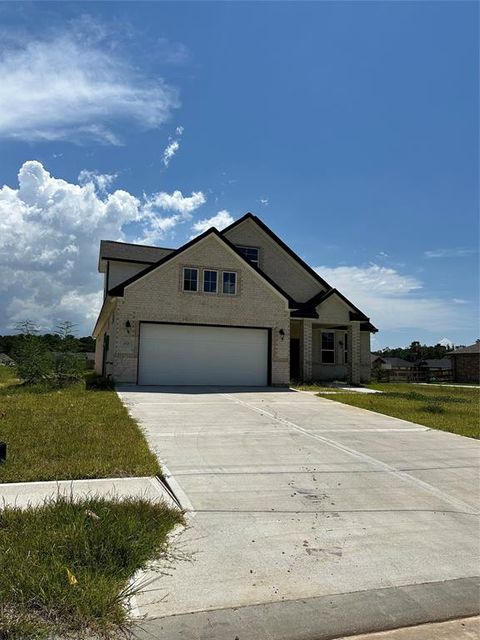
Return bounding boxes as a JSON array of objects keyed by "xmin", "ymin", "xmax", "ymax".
[
  {"xmin": 452, "ymin": 354, "xmax": 480, "ymax": 383},
  {"xmin": 110, "ymin": 233, "xmax": 291, "ymax": 384},
  {"xmin": 224, "ymin": 217, "xmax": 323, "ymax": 303}
]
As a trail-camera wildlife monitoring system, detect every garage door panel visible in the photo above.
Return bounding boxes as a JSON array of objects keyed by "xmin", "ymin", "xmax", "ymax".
[{"xmin": 138, "ymin": 324, "xmax": 268, "ymax": 386}]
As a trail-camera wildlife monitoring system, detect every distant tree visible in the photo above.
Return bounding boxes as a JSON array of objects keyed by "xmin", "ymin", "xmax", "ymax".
[
  {"xmin": 55, "ymin": 321, "xmax": 78, "ymax": 352},
  {"xmin": 378, "ymin": 340, "xmax": 454, "ymax": 363},
  {"xmin": 14, "ymin": 320, "xmax": 40, "ymax": 335},
  {"xmin": 13, "ymin": 321, "xmax": 51, "ymax": 384}
]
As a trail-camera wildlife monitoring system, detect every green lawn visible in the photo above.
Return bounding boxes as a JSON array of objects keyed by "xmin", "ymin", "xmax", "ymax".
[
  {"xmin": 0, "ymin": 495, "xmax": 183, "ymax": 639},
  {"xmin": 0, "ymin": 368, "xmax": 160, "ymax": 482},
  {"xmin": 302, "ymin": 382, "xmax": 479, "ymax": 439}
]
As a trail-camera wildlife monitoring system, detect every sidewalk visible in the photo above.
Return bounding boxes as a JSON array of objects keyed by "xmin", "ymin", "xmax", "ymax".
[{"xmin": 0, "ymin": 476, "xmax": 178, "ymax": 509}]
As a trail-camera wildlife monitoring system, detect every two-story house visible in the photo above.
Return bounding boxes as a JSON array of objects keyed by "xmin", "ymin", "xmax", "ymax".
[{"xmin": 93, "ymin": 213, "xmax": 376, "ymax": 385}]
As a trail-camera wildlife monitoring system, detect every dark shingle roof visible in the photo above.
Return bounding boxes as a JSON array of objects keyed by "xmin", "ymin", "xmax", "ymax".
[
  {"xmin": 450, "ymin": 342, "xmax": 480, "ymax": 356},
  {"xmin": 371, "ymin": 356, "xmax": 413, "ymax": 368},
  {"xmin": 419, "ymin": 358, "xmax": 452, "ymax": 369}
]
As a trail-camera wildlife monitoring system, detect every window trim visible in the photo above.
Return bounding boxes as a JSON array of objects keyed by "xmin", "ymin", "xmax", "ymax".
[
  {"xmin": 237, "ymin": 245, "xmax": 260, "ymax": 266},
  {"xmin": 222, "ymin": 270, "xmax": 237, "ymax": 295},
  {"xmin": 320, "ymin": 330, "xmax": 336, "ymax": 365},
  {"xmin": 183, "ymin": 267, "xmax": 199, "ymax": 292},
  {"xmin": 203, "ymin": 269, "xmax": 218, "ymax": 294}
]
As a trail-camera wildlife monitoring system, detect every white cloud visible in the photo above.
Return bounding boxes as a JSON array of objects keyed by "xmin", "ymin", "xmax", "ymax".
[
  {"xmin": 259, "ymin": 198, "xmax": 269, "ymax": 207},
  {"xmin": 78, "ymin": 170, "xmax": 117, "ymax": 193},
  {"xmin": 190, "ymin": 210, "xmax": 235, "ymax": 238},
  {"xmin": 314, "ymin": 263, "xmax": 468, "ymax": 332},
  {"xmin": 0, "ymin": 27, "xmax": 179, "ymax": 144},
  {"xmin": 162, "ymin": 140, "xmax": 180, "ymax": 167},
  {"xmin": 424, "ymin": 248, "xmax": 476, "ymax": 258},
  {"xmin": 0, "ymin": 161, "xmax": 207, "ymax": 333},
  {"xmin": 439, "ymin": 337, "xmax": 453, "ymax": 348},
  {"xmin": 162, "ymin": 125, "xmax": 184, "ymax": 166},
  {"xmin": 146, "ymin": 190, "xmax": 206, "ymax": 215}
]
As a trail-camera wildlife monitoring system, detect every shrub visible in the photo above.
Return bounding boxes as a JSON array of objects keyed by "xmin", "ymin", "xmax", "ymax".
[
  {"xmin": 51, "ymin": 352, "xmax": 86, "ymax": 386},
  {"xmin": 85, "ymin": 374, "xmax": 114, "ymax": 391},
  {"xmin": 12, "ymin": 335, "xmax": 53, "ymax": 385}
]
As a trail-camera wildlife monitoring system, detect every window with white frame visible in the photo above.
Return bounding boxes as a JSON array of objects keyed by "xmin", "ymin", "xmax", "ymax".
[
  {"xmin": 321, "ymin": 331, "xmax": 335, "ymax": 363},
  {"xmin": 183, "ymin": 267, "xmax": 198, "ymax": 292},
  {"xmin": 237, "ymin": 246, "xmax": 259, "ymax": 265},
  {"xmin": 203, "ymin": 269, "xmax": 218, "ymax": 293},
  {"xmin": 223, "ymin": 271, "xmax": 237, "ymax": 295}
]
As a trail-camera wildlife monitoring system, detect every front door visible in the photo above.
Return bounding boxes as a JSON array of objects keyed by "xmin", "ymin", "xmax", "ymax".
[{"xmin": 290, "ymin": 338, "xmax": 300, "ymax": 381}]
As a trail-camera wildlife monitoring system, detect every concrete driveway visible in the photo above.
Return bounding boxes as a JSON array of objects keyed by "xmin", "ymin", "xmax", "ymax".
[{"xmin": 117, "ymin": 386, "xmax": 480, "ymax": 640}]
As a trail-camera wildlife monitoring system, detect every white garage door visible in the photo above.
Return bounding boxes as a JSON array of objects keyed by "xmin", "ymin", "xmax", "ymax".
[{"xmin": 138, "ymin": 323, "xmax": 269, "ymax": 386}]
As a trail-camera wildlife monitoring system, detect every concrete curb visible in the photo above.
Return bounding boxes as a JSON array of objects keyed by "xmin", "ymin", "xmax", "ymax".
[
  {"xmin": 131, "ymin": 577, "xmax": 480, "ymax": 640},
  {"xmin": 0, "ymin": 476, "xmax": 180, "ymax": 510}
]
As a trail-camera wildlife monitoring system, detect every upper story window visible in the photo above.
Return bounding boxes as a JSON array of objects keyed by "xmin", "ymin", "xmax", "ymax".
[
  {"xmin": 321, "ymin": 331, "xmax": 335, "ymax": 364},
  {"xmin": 203, "ymin": 270, "xmax": 218, "ymax": 293},
  {"xmin": 223, "ymin": 271, "xmax": 237, "ymax": 295},
  {"xmin": 183, "ymin": 267, "xmax": 198, "ymax": 292},
  {"xmin": 237, "ymin": 246, "xmax": 259, "ymax": 265}
]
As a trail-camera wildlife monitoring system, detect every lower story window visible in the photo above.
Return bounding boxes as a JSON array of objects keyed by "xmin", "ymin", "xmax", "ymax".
[
  {"xmin": 321, "ymin": 331, "xmax": 335, "ymax": 363},
  {"xmin": 223, "ymin": 271, "xmax": 237, "ymax": 295}
]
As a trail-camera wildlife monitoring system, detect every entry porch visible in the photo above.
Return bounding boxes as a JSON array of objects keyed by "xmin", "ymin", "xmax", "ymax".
[{"xmin": 290, "ymin": 319, "xmax": 370, "ymax": 384}]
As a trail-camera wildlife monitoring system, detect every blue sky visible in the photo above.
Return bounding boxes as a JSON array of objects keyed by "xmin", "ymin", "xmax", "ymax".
[{"xmin": 0, "ymin": 1, "xmax": 478, "ymax": 348}]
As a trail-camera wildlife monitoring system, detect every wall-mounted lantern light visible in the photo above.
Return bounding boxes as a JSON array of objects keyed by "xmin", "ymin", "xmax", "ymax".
[
  {"xmin": 125, "ymin": 320, "xmax": 131, "ymax": 334},
  {"xmin": 279, "ymin": 328, "xmax": 285, "ymax": 340}
]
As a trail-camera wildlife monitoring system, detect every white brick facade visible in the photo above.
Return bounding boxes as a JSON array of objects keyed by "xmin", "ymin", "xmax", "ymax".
[
  {"xmin": 102, "ymin": 234, "xmax": 290, "ymax": 384},
  {"xmin": 94, "ymin": 215, "xmax": 375, "ymax": 386}
]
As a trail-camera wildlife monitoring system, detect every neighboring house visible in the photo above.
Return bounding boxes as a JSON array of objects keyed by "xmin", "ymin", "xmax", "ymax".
[
  {"xmin": 371, "ymin": 356, "xmax": 413, "ymax": 381},
  {"xmin": 371, "ymin": 355, "xmax": 453, "ymax": 382},
  {"xmin": 84, "ymin": 352, "xmax": 96, "ymax": 370},
  {"xmin": 417, "ymin": 358, "xmax": 452, "ymax": 381},
  {"xmin": 371, "ymin": 356, "xmax": 413, "ymax": 371},
  {"xmin": 0, "ymin": 353, "xmax": 15, "ymax": 367},
  {"xmin": 93, "ymin": 213, "xmax": 377, "ymax": 386},
  {"xmin": 449, "ymin": 342, "xmax": 480, "ymax": 383}
]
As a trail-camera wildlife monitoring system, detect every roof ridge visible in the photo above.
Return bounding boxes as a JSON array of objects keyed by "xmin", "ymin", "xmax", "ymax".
[
  {"xmin": 221, "ymin": 213, "xmax": 332, "ymax": 291},
  {"xmin": 101, "ymin": 239, "xmax": 175, "ymax": 251}
]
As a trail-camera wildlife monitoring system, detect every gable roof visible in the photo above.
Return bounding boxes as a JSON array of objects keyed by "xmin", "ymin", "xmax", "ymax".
[
  {"xmin": 221, "ymin": 213, "xmax": 332, "ymax": 291},
  {"xmin": 293, "ymin": 288, "xmax": 378, "ymax": 332},
  {"xmin": 372, "ymin": 356, "xmax": 413, "ymax": 368},
  {"xmin": 221, "ymin": 214, "xmax": 377, "ymax": 331},
  {"xmin": 98, "ymin": 240, "xmax": 174, "ymax": 271},
  {"xmin": 418, "ymin": 358, "xmax": 452, "ymax": 369},
  {"xmin": 450, "ymin": 342, "xmax": 480, "ymax": 355},
  {"xmin": 107, "ymin": 227, "xmax": 295, "ymax": 306}
]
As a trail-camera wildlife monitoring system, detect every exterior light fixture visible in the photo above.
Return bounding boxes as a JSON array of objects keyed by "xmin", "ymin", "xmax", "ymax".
[
  {"xmin": 279, "ymin": 328, "xmax": 285, "ymax": 340},
  {"xmin": 125, "ymin": 320, "xmax": 131, "ymax": 333}
]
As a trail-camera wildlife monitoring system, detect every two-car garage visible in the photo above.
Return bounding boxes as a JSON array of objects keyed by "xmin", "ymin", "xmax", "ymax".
[{"xmin": 137, "ymin": 323, "xmax": 270, "ymax": 386}]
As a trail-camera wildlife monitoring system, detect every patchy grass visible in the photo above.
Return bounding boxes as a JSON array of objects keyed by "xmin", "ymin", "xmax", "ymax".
[
  {"xmin": 0, "ymin": 369, "xmax": 160, "ymax": 483},
  {"xmin": 312, "ymin": 383, "xmax": 480, "ymax": 439},
  {"xmin": 294, "ymin": 382, "xmax": 349, "ymax": 393},
  {"xmin": 0, "ymin": 495, "xmax": 183, "ymax": 639},
  {"xmin": 0, "ymin": 366, "xmax": 18, "ymax": 388}
]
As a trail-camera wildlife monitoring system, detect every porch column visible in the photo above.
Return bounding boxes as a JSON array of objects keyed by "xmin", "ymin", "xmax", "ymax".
[
  {"xmin": 300, "ymin": 319, "xmax": 313, "ymax": 382},
  {"xmin": 348, "ymin": 321, "xmax": 361, "ymax": 384}
]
